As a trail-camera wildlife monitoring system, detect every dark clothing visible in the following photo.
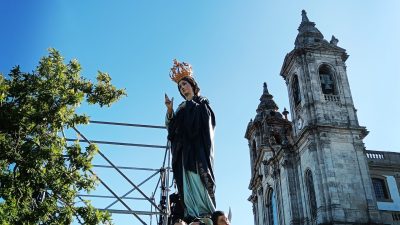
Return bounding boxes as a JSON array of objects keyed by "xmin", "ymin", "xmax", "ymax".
[
  {"xmin": 169, "ymin": 193, "xmax": 185, "ymax": 224},
  {"xmin": 166, "ymin": 95, "xmax": 216, "ymax": 212}
]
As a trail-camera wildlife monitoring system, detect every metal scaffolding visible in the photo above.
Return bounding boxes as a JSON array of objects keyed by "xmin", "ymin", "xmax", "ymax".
[{"xmin": 68, "ymin": 120, "xmax": 172, "ymax": 225}]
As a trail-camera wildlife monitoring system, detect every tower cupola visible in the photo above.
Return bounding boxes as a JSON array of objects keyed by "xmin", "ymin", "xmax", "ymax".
[
  {"xmin": 254, "ymin": 82, "xmax": 283, "ymax": 123},
  {"xmin": 257, "ymin": 82, "xmax": 279, "ymax": 113},
  {"xmin": 295, "ymin": 10, "xmax": 325, "ymax": 48}
]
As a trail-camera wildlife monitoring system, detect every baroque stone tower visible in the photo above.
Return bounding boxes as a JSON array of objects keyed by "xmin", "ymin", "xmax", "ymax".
[{"xmin": 246, "ymin": 10, "xmax": 382, "ymax": 225}]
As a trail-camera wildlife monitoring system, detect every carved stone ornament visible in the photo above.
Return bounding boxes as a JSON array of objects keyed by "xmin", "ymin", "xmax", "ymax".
[
  {"xmin": 264, "ymin": 164, "xmax": 269, "ymax": 176},
  {"xmin": 296, "ymin": 117, "xmax": 304, "ymax": 130},
  {"xmin": 258, "ymin": 187, "xmax": 263, "ymax": 195},
  {"xmin": 271, "ymin": 165, "xmax": 280, "ymax": 179}
]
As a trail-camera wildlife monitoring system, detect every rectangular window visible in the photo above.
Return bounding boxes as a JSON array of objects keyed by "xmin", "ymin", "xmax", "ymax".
[{"xmin": 372, "ymin": 178, "xmax": 390, "ymax": 200}]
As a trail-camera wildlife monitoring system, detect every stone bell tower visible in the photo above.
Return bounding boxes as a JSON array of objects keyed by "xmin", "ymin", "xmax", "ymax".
[{"xmin": 279, "ymin": 10, "xmax": 382, "ymax": 224}]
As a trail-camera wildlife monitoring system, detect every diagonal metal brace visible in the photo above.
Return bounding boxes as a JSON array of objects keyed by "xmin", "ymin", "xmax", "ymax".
[
  {"xmin": 89, "ymin": 170, "xmax": 147, "ymax": 225},
  {"xmin": 105, "ymin": 170, "xmax": 160, "ymax": 210},
  {"xmin": 72, "ymin": 127, "xmax": 164, "ymax": 212}
]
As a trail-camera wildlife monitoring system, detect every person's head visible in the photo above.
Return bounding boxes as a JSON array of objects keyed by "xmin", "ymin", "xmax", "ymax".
[
  {"xmin": 211, "ymin": 211, "xmax": 230, "ymax": 225},
  {"xmin": 177, "ymin": 76, "xmax": 200, "ymax": 100}
]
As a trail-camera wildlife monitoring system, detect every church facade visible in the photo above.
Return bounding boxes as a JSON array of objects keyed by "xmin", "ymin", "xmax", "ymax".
[{"xmin": 245, "ymin": 11, "xmax": 400, "ymax": 225}]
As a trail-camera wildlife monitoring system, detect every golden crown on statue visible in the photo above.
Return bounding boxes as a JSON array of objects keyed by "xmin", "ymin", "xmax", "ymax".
[{"xmin": 169, "ymin": 59, "xmax": 193, "ymax": 83}]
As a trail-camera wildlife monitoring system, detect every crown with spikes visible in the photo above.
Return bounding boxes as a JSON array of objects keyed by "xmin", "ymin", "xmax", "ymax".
[{"xmin": 169, "ymin": 59, "xmax": 193, "ymax": 83}]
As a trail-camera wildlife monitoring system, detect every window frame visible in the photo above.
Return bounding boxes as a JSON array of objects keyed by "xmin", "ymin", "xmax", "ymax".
[
  {"xmin": 305, "ymin": 169, "xmax": 317, "ymax": 220},
  {"xmin": 318, "ymin": 64, "xmax": 338, "ymax": 96},
  {"xmin": 291, "ymin": 74, "xmax": 301, "ymax": 108},
  {"xmin": 371, "ymin": 176, "xmax": 392, "ymax": 202},
  {"xmin": 265, "ymin": 188, "xmax": 279, "ymax": 225}
]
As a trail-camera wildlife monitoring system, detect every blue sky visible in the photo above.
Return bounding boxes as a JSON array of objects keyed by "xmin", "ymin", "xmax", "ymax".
[{"xmin": 1, "ymin": 1, "xmax": 400, "ymax": 224}]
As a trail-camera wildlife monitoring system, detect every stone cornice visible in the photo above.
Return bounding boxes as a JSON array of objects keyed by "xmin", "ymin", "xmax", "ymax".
[
  {"xmin": 280, "ymin": 43, "xmax": 348, "ymax": 79},
  {"xmin": 294, "ymin": 124, "xmax": 368, "ymax": 147}
]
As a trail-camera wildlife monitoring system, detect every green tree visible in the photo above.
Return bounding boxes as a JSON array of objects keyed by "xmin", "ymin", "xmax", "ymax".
[{"xmin": 0, "ymin": 49, "xmax": 126, "ymax": 224}]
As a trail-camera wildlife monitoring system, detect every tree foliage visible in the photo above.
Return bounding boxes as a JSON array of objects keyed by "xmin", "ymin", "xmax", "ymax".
[{"xmin": 0, "ymin": 49, "xmax": 126, "ymax": 224}]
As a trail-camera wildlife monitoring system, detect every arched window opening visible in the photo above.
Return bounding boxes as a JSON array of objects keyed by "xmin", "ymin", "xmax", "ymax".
[
  {"xmin": 372, "ymin": 178, "xmax": 390, "ymax": 200},
  {"xmin": 266, "ymin": 188, "xmax": 279, "ymax": 225},
  {"xmin": 252, "ymin": 140, "xmax": 257, "ymax": 162},
  {"xmin": 291, "ymin": 75, "xmax": 301, "ymax": 107},
  {"xmin": 319, "ymin": 65, "xmax": 336, "ymax": 95},
  {"xmin": 305, "ymin": 170, "xmax": 317, "ymax": 219}
]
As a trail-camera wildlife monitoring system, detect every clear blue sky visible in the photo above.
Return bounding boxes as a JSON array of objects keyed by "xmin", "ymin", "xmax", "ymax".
[{"xmin": 1, "ymin": 1, "xmax": 399, "ymax": 225}]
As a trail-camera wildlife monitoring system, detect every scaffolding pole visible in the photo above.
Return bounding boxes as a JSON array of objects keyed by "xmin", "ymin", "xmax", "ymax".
[{"xmin": 67, "ymin": 120, "xmax": 172, "ymax": 225}]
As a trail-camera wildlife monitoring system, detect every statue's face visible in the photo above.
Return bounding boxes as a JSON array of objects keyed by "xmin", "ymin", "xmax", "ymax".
[
  {"xmin": 217, "ymin": 215, "xmax": 230, "ymax": 225},
  {"xmin": 178, "ymin": 80, "xmax": 194, "ymax": 100}
]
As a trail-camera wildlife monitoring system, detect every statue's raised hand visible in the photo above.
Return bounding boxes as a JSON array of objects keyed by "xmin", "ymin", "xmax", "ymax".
[{"xmin": 165, "ymin": 93, "xmax": 174, "ymax": 117}]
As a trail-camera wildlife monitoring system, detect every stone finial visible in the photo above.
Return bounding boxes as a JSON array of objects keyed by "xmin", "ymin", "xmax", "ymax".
[
  {"xmin": 282, "ymin": 108, "xmax": 289, "ymax": 120},
  {"xmin": 330, "ymin": 35, "xmax": 339, "ymax": 46},
  {"xmin": 257, "ymin": 82, "xmax": 279, "ymax": 113},
  {"xmin": 301, "ymin": 10, "xmax": 309, "ymax": 22},
  {"xmin": 295, "ymin": 10, "xmax": 324, "ymax": 48},
  {"xmin": 263, "ymin": 82, "xmax": 269, "ymax": 94}
]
